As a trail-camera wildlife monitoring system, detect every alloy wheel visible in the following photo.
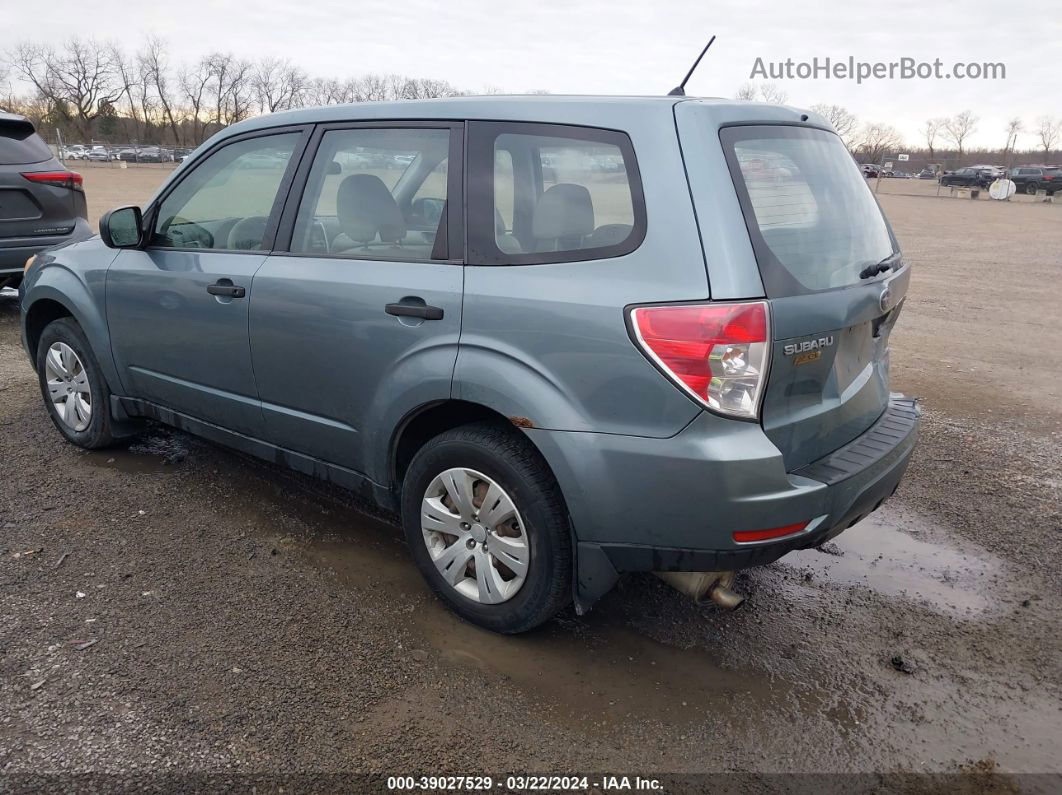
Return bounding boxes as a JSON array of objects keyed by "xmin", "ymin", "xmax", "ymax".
[
  {"xmin": 420, "ymin": 467, "xmax": 530, "ymax": 604},
  {"xmin": 45, "ymin": 342, "xmax": 92, "ymax": 432}
]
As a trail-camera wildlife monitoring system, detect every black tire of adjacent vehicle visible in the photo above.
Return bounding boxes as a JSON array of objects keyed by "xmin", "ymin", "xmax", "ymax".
[
  {"xmin": 1026, "ymin": 183, "xmax": 1039, "ymax": 195},
  {"xmin": 401, "ymin": 422, "xmax": 572, "ymax": 634},
  {"xmin": 35, "ymin": 317, "xmax": 118, "ymax": 449}
]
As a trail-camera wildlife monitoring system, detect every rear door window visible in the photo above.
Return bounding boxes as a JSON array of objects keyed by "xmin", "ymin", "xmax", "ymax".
[
  {"xmin": 467, "ymin": 122, "xmax": 646, "ymax": 265},
  {"xmin": 0, "ymin": 120, "xmax": 52, "ymax": 165},
  {"xmin": 721, "ymin": 125, "xmax": 896, "ymax": 296},
  {"xmin": 289, "ymin": 126, "xmax": 453, "ymax": 261}
]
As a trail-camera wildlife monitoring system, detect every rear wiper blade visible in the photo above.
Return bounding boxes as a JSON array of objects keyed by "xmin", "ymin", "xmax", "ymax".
[{"xmin": 859, "ymin": 255, "xmax": 899, "ymax": 280}]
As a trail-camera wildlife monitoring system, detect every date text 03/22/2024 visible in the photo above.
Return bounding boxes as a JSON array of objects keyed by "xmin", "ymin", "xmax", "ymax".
[{"xmin": 386, "ymin": 775, "xmax": 664, "ymax": 791}]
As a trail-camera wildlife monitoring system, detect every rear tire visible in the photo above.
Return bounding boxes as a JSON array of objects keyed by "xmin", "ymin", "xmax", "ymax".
[
  {"xmin": 401, "ymin": 422, "xmax": 572, "ymax": 634},
  {"xmin": 1026, "ymin": 183, "xmax": 1039, "ymax": 195},
  {"xmin": 36, "ymin": 318, "xmax": 118, "ymax": 450}
]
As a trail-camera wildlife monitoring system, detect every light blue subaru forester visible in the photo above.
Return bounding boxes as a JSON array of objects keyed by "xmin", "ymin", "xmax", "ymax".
[{"xmin": 20, "ymin": 95, "xmax": 918, "ymax": 632}]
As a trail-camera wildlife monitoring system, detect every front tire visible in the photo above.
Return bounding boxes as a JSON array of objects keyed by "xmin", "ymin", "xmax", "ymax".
[
  {"xmin": 36, "ymin": 318, "xmax": 118, "ymax": 449},
  {"xmin": 401, "ymin": 422, "xmax": 572, "ymax": 634}
]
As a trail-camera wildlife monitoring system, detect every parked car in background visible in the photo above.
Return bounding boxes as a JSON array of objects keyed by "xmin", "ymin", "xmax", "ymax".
[
  {"xmin": 19, "ymin": 96, "xmax": 918, "ymax": 633},
  {"xmin": 1008, "ymin": 165, "xmax": 1061, "ymax": 195},
  {"xmin": 86, "ymin": 146, "xmax": 111, "ymax": 162},
  {"xmin": 135, "ymin": 147, "xmax": 170, "ymax": 163},
  {"xmin": 918, "ymin": 169, "xmax": 936, "ymax": 179},
  {"xmin": 969, "ymin": 165, "xmax": 1004, "ymax": 181},
  {"xmin": 62, "ymin": 145, "xmax": 88, "ymax": 161},
  {"xmin": 939, "ymin": 167, "xmax": 995, "ymax": 189},
  {"xmin": 173, "ymin": 148, "xmax": 193, "ymax": 162},
  {"xmin": 0, "ymin": 113, "xmax": 90, "ymax": 290},
  {"xmin": 861, "ymin": 163, "xmax": 879, "ymax": 178}
]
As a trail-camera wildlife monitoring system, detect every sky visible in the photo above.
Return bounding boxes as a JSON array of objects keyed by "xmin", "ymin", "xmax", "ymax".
[{"xmin": 3, "ymin": 0, "xmax": 1059, "ymax": 150}]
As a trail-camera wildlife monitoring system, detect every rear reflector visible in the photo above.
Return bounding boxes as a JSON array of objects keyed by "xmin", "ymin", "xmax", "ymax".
[
  {"xmin": 21, "ymin": 170, "xmax": 84, "ymax": 191},
  {"xmin": 733, "ymin": 522, "xmax": 808, "ymax": 544},
  {"xmin": 630, "ymin": 301, "xmax": 769, "ymax": 419}
]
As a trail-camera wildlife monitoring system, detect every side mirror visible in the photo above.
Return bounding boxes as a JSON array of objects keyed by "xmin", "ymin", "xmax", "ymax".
[{"xmin": 100, "ymin": 206, "xmax": 143, "ymax": 248}]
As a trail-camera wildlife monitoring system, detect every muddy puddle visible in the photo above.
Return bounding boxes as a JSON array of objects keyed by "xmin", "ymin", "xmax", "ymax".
[
  {"xmin": 84, "ymin": 428, "xmax": 191, "ymax": 473},
  {"xmin": 781, "ymin": 508, "xmax": 1007, "ymax": 618},
  {"xmin": 79, "ymin": 425, "xmax": 1021, "ymax": 750},
  {"xmin": 301, "ymin": 534, "xmax": 858, "ymax": 737},
  {"xmin": 187, "ymin": 453, "xmax": 853, "ymax": 736}
]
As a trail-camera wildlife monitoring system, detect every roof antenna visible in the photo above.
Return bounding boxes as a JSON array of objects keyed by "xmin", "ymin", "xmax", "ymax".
[{"xmin": 668, "ymin": 35, "xmax": 717, "ymax": 96}]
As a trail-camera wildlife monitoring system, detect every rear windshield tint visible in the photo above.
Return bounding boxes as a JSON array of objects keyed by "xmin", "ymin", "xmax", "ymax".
[
  {"xmin": 0, "ymin": 121, "xmax": 53, "ymax": 165},
  {"xmin": 721, "ymin": 126, "xmax": 896, "ymax": 296}
]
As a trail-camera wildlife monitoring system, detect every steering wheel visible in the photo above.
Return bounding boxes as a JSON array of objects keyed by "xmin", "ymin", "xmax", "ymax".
[
  {"xmin": 159, "ymin": 215, "xmax": 214, "ymax": 249},
  {"xmin": 227, "ymin": 216, "xmax": 270, "ymax": 250}
]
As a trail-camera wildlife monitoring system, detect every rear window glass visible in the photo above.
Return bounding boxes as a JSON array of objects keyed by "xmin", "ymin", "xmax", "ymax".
[
  {"xmin": 0, "ymin": 121, "xmax": 53, "ymax": 165},
  {"xmin": 721, "ymin": 126, "xmax": 896, "ymax": 296},
  {"xmin": 467, "ymin": 122, "xmax": 646, "ymax": 265}
]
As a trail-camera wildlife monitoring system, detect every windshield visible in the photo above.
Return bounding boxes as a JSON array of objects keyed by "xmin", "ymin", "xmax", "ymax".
[{"xmin": 721, "ymin": 125, "xmax": 896, "ymax": 296}]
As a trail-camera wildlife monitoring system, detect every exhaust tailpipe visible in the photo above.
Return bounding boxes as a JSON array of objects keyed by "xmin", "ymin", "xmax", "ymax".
[{"xmin": 654, "ymin": 571, "xmax": 745, "ymax": 609}]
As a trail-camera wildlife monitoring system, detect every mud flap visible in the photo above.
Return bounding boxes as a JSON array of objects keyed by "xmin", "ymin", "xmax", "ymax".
[{"xmin": 573, "ymin": 542, "xmax": 620, "ymax": 615}]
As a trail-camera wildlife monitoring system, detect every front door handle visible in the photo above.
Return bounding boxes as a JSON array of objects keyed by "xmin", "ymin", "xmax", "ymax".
[
  {"xmin": 207, "ymin": 281, "xmax": 246, "ymax": 298},
  {"xmin": 385, "ymin": 301, "xmax": 444, "ymax": 320}
]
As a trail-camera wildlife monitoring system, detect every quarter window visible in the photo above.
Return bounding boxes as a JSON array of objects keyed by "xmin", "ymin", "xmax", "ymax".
[
  {"xmin": 151, "ymin": 133, "xmax": 299, "ymax": 250},
  {"xmin": 290, "ymin": 127, "xmax": 452, "ymax": 261},
  {"xmin": 467, "ymin": 122, "xmax": 646, "ymax": 265}
]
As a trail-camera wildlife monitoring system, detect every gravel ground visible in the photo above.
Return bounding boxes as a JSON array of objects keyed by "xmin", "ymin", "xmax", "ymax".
[{"xmin": 1, "ymin": 173, "xmax": 1060, "ymax": 792}]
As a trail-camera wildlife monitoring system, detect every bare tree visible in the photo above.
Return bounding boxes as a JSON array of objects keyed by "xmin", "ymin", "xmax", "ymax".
[
  {"xmin": 1002, "ymin": 117, "xmax": 1023, "ymax": 165},
  {"xmin": 306, "ymin": 76, "xmax": 350, "ymax": 105},
  {"xmin": 253, "ymin": 57, "xmax": 308, "ymax": 113},
  {"xmin": 204, "ymin": 53, "xmax": 253, "ymax": 127},
  {"xmin": 179, "ymin": 57, "xmax": 212, "ymax": 144},
  {"xmin": 1035, "ymin": 115, "xmax": 1061, "ymax": 160},
  {"xmin": 943, "ymin": 110, "xmax": 978, "ymax": 157},
  {"xmin": 922, "ymin": 118, "xmax": 943, "ymax": 161},
  {"xmin": 734, "ymin": 82, "xmax": 758, "ymax": 101},
  {"xmin": 810, "ymin": 104, "xmax": 858, "ymax": 149},
  {"xmin": 352, "ymin": 74, "xmax": 390, "ymax": 102},
  {"xmin": 141, "ymin": 36, "xmax": 182, "ymax": 145},
  {"xmin": 758, "ymin": 83, "xmax": 787, "ymax": 104},
  {"xmin": 111, "ymin": 46, "xmax": 144, "ymax": 140},
  {"xmin": 11, "ymin": 38, "xmax": 124, "ymax": 139},
  {"xmin": 857, "ymin": 122, "xmax": 904, "ymax": 165}
]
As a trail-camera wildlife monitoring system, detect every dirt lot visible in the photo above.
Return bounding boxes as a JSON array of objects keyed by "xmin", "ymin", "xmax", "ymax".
[{"xmin": 1, "ymin": 166, "xmax": 1060, "ymax": 791}]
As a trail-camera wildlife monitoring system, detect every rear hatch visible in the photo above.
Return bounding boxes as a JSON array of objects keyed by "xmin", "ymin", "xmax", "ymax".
[
  {"xmin": 709, "ymin": 122, "xmax": 908, "ymax": 470},
  {"xmin": 0, "ymin": 117, "xmax": 77, "ymax": 240}
]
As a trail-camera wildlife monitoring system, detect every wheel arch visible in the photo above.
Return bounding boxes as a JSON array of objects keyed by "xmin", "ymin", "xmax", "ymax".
[
  {"xmin": 23, "ymin": 298, "xmax": 74, "ymax": 370},
  {"xmin": 22, "ymin": 276, "xmax": 122, "ymax": 394},
  {"xmin": 390, "ymin": 400, "xmax": 520, "ymax": 491}
]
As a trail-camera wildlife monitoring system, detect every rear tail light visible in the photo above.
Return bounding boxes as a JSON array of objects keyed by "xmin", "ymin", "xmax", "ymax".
[
  {"xmin": 733, "ymin": 521, "xmax": 808, "ymax": 544},
  {"xmin": 21, "ymin": 171, "xmax": 84, "ymax": 192},
  {"xmin": 630, "ymin": 301, "xmax": 770, "ymax": 420}
]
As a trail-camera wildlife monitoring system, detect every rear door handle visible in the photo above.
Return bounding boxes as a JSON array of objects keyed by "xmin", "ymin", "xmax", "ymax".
[
  {"xmin": 207, "ymin": 282, "xmax": 246, "ymax": 298},
  {"xmin": 385, "ymin": 302, "xmax": 444, "ymax": 320}
]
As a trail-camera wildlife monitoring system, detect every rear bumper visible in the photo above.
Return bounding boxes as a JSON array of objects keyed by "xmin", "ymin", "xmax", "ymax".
[
  {"xmin": 0, "ymin": 220, "xmax": 91, "ymax": 275},
  {"xmin": 529, "ymin": 396, "xmax": 919, "ymax": 611}
]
